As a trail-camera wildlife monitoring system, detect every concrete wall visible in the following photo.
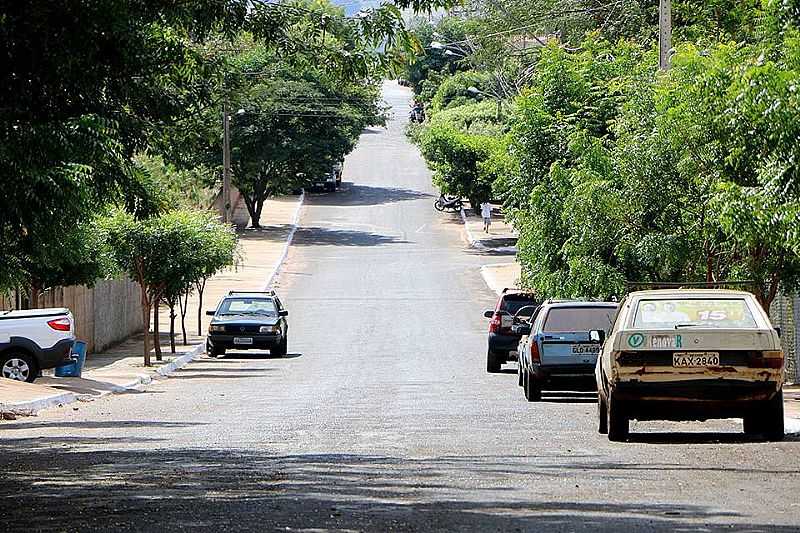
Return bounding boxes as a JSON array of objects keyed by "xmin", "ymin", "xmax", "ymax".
[
  {"xmin": 211, "ymin": 186, "xmax": 251, "ymax": 228},
  {"xmin": 1, "ymin": 278, "xmax": 143, "ymax": 354}
]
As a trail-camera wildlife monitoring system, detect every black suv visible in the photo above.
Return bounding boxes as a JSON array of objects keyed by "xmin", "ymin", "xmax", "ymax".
[
  {"xmin": 206, "ymin": 291, "xmax": 289, "ymax": 357},
  {"xmin": 483, "ymin": 289, "xmax": 540, "ymax": 373}
]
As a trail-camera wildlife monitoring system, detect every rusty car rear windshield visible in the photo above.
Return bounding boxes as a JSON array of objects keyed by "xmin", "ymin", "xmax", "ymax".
[{"xmin": 632, "ymin": 298, "xmax": 757, "ymax": 330}]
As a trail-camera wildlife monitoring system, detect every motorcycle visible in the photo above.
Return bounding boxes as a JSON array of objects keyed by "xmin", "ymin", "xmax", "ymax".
[
  {"xmin": 409, "ymin": 104, "xmax": 425, "ymax": 123},
  {"xmin": 434, "ymin": 195, "xmax": 463, "ymax": 212}
]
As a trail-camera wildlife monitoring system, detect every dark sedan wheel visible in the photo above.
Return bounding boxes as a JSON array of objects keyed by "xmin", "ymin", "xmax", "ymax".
[
  {"xmin": 206, "ymin": 340, "xmax": 225, "ymax": 358},
  {"xmin": 524, "ymin": 369, "xmax": 541, "ymax": 402},
  {"xmin": 1, "ymin": 351, "xmax": 37, "ymax": 383},
  {"xmin": 744, "ymin": 391, "xmax": 784, "ymax": 441},
  {"xmin": 607, "ymin": 394, "xmax": 629, "ymax": 442},
  {"xmin": 486, "ymin": 349, "xmax": 501, "ymax": 373},
  {"xmin": 272, "ymin": 337, "xmax": 287, "ymax": 357},
  {"xmin": 597, "ymin": 396, "xmax": 609, "ymax": 434}
]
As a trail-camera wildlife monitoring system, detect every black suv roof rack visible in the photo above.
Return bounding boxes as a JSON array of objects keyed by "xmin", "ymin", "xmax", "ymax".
[{"xmin": 227, "ymin": 290, "xmax": 276, "ymax": 296}]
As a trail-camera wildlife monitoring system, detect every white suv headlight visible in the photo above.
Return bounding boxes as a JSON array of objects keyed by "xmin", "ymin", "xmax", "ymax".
[{"xmin": 209, "ymin": 324, "xmax": 225, "ymax": 333}]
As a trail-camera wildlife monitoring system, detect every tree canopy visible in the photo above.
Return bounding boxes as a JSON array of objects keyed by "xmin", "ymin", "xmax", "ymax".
[{"xmin": 407, "ymin": 0, "xmax": 800, "ymax": 307}]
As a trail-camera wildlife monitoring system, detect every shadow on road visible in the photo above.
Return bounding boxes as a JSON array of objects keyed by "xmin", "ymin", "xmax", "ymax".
[
  {"xmin": 307, "ymin": 183, "xmax": 432, "ymax": 207},
  {"xmin": 627, "ymin": 431, "xmax": 800, "ymax": 445},
  {"xmin": 0, "ymin": 420, "xmax": 206, "ymax": 431},
  {"xmin": 292, "ymin": 226, "xmax": 409, "ymax": 247},
  {"xmin": 540, "ymin": 391, "xmax": 597, "ymax": 404},
  {"xmin": 0, "ymin": 448, "xmax": 795, "ymax": 532}
]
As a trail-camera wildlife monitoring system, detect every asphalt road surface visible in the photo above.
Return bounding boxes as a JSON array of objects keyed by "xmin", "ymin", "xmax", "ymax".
[{"xmin": 1, "ymin": 82, "xmax": 799, "ymax": 532}]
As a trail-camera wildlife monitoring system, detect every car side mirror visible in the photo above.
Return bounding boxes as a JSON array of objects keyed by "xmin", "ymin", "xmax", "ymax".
[
  {"xmin": 279, "ymin": 310, "xmax": 289, "ymax": 317},
  {"xmin": 513, "ymin": 323, "xmax": 532, "ymax": 336},
  {"xmin": 205, "ymin": 310, "xmax": 216, "ymax": 316},
  {"xmin": 483, "ymin": 310, "xmax": 494, "ymax": 319},
  {"xmin": 590, "ymin": 330, "xmax": 606, "ymax": 344},
  {"xmin": 775, "ymin": 327, "xmax": 782, "ymax": 338}
]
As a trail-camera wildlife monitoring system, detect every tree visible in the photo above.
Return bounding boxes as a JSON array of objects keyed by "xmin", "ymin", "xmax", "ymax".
[
  {"xmin": 0, "ymin": 0, "xmax": 447, "ymax": 294},
  {"xmin": 103, "ymin": 210, "xmax": 237, "ymax": 365},
  {"xmin": 418, "ymin": 125, "xmax": 500, "ymax": 208}
]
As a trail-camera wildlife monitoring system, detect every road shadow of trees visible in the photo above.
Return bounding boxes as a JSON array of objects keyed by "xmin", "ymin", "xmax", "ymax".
[
  {"xmin": 0, "ymin": 447, "xmax": 797, "ymax": 532},
  {"xmin": 292, "ymin": 226, "xmax": 409, "ymax": 247},
  {"xmin": 307, "ymin": 183, "xmax": 432, "ymax": 207}
]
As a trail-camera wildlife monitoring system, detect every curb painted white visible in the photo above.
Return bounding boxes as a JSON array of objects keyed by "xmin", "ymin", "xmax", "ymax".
[
  {"xmin": 156, "ymin": 342, "xmax": 205, "ymax": 377},
  {"xmin": 480, "ymin": 263, "xmax": 518, "ymax": 296},
  {"xmin": 264, "ymin": 191, "xmax": 305, "ymax": 290},
  {"xmin": 2, "ymin": 342, "xmax": 205, "ymax": 416},
  {"xmin": 459, "ymin": 207, "xmax": 480, "ymax": 248},
  {"xmin": 0, "ymin": 390, "xmax": 77, "ymax": 415},
  {"xmin": 786, "ymin": 416, "xmax": 800, "ymax": 435}
]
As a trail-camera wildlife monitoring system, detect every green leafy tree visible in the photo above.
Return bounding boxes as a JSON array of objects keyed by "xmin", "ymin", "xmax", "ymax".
[
  {"xmin": 0, "ymin": 0, "xmax": 448, "ymax": 294},
  {"xmin": 103, "ymin": 210, "xmax": 237, "ymax": 365}
]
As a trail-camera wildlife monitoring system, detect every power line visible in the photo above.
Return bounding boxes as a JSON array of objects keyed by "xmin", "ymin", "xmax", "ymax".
[{"xmin": 430, "ymin": 1, "xmax": 626, "ymax": 48}]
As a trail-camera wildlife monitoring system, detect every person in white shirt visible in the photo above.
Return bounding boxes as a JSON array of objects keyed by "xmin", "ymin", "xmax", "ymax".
[{"xmin": 480, "ymin": 201, "xmax": 492, "ymax": 233}]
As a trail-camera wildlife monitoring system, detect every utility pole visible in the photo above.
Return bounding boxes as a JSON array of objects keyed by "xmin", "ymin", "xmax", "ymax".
[
  {"xmin": 222, "ymin": 102, "xmax": 232, "ymax": 223},
  {"xmin": 659, "ymin": 0, "xmax": 672, "ymax": 71}
]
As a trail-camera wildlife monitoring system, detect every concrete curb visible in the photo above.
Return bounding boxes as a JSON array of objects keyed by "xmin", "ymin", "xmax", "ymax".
[
  {"xmin": 480, "ymin": 263, "xmax": 518, "ymax": 296},
  {"xmin": 0, "ymin": 391, "xmax": 78, "ymax": 416},
  {"xmin": 1, "ymin": 343, "xmax": 205, "ymax": 416},
  {"xmin": 786, "ymin": 417, "xmax": 800, "ymax": 435},
  {"xmin": 264, "ymin": 191, "xmax": 305, "ymax": 290},
  {"xmin": 155, "ymin": 342, "xmax": 205, "ymax": 378},
  {"xmin": 459, "ymin": 207, "xmax": 481, "ymax": 248}
]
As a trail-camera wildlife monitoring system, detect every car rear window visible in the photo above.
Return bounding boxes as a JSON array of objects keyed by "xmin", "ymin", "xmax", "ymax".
[
  {"xmin": 543, "ymin": 307, "xmax": 617, "ymax": 333},
  {"xmin": 501, "ymin": 295, "xmax": 539, "ymax": 315},
  {"xmin": 632, "ymin": 298, "xmax": 757, "ymax": 329}
]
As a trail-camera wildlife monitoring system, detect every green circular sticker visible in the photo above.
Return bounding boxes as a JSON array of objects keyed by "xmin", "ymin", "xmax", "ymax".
[{"xmin": 628, "ymin": 333, "xmax": 645, "ymax": 348}]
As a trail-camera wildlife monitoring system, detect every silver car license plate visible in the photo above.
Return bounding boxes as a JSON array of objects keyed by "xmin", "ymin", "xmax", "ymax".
[
  {"xmin": 673, "ymin": 352, "xmax": 720, "ymax": 367},
  {"xmin": 233, "ymin": 337, "xmax": 253, "ymax": 345},
  {"xmin": 571, "ymin": 344, "xmax": 600, "ymax": 355}
]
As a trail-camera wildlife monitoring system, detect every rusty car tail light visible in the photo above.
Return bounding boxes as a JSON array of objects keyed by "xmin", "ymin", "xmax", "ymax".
[{"xmin": 748, "ymin": 350, "xmax": 784, "ymax": 369}]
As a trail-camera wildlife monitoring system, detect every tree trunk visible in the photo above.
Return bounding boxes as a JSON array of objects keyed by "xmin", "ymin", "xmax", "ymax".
[
  {"xmin": 168, "ymin": 300, "xmax": 176, "ymax": 354},
  {"xmin": 196, "ymin": 278, "xmax": 207, "ymax": 336},
  {"xmin": 179, "ymin": 290, "xmax": 189, "ymax": 345},
  {"xmin": 153, "ymin": 298, "xmax": 162, "ymax": 362},
  {"xmin": 29, "ymin": 283, "xmax": 41, "ymax": 310},
  {"xmin": 139, "ymin": 286, "xmax": 151, "ymax": 367},
  {"xmin": 242, "ymin": 193, "xmax": 260, "ymax": 228}
]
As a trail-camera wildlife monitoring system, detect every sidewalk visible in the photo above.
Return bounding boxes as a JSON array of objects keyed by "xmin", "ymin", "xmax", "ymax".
[
  {"xmin": 0, "ymin": 193, "xmax": 304, "ymax": 417},
  {"xmin": 460, "ymin": 201, "xmax": 517, "ymax": 253}
]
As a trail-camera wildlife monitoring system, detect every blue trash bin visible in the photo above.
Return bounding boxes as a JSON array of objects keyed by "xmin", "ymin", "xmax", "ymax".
[{"xmin": 55, "ymin": 340, "xmax": 87, "ymax": 378}]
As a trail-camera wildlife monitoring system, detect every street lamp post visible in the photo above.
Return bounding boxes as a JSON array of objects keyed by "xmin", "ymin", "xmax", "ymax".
[
  {"xmin": 659, "ymin": 0, "xmax": 672, "ymax": 71},
  {"xmin": 222, "ymin": 102, "xmax": 232, "ymax": 224}
]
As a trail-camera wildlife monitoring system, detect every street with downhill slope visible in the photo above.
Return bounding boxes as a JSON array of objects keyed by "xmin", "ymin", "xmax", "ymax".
[{"xmin": 1, "ymin": 82, "xmax": 799, "ymax": 532}]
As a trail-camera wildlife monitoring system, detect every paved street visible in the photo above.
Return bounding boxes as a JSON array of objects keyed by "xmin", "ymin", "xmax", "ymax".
[{"xmin": 1, "ymin": 82, "xmax": 799, "ymax": 532}]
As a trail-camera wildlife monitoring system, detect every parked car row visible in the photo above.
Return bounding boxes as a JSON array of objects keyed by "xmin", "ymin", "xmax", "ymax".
[{"xmin": 485, "ymin": 288, "xmax": 786, "ymax": 441}]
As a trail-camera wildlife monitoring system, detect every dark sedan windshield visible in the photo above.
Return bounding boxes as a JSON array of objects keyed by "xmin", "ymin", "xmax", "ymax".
[{"xmin": 218, "ymin": 298, "xmax": 277, "ymax": 316}]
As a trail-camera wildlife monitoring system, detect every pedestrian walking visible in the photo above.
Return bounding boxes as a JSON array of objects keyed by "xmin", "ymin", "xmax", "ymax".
[{"xmin": 480, "ymin": 201, "xmax": 492, "ymax": 233}]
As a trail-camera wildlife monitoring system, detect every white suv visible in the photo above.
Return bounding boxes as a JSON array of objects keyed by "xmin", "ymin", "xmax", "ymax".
[
  {"xmin": 0, "ymin": 308, "xmax": 76, "ymax": 382},
  {"xmin": 595, "ymin": 290, "xmax": 784, "ymax": 441}
]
